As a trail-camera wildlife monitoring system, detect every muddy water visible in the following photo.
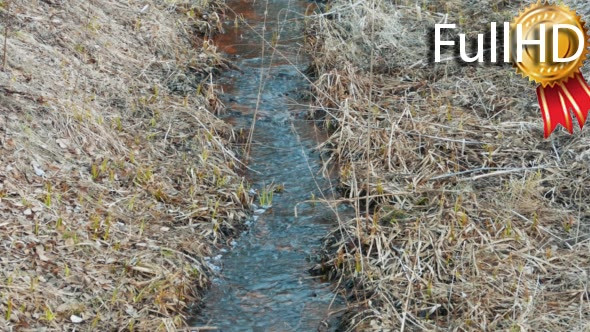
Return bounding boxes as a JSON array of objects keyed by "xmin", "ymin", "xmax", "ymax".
[{"xmin": 191, "ymin": 0, "xmax": 345, "ymax": 331}]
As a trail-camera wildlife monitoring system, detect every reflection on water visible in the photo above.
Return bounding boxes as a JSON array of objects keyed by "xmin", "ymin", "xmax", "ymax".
[{"xmin": 192, "ymin": 0, "xmax": 345, "ymax": 330}]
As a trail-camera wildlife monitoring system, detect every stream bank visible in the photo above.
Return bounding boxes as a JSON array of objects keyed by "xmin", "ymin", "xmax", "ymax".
[
  {"xmin": 307, "ymin": 0, "xmax": 590, "ymax": 331},
  {"xmin": 0, "ymin": 1, "xmax": 248, "ymax": 330}
]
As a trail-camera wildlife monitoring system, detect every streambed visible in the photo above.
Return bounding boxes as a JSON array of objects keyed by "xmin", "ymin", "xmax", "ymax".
[{"xmin": 191, "ymin": 0, "xmax": 345, "ymax": 330}]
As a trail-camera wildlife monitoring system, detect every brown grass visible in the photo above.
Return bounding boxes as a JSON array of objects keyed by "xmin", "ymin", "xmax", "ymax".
[
  {"xmin": 307, "ymin": 0, "xmax": 590, "ymax": 330},
  {"xmin": 0, "ymin": 0, "xmax": 251, "ymax": 330}
]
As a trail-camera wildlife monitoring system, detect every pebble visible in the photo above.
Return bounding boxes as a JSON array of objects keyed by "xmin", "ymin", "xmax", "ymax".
[
  {"xmin": 31, "ymin": 161, "xmax": 45, "ymax": 177},
  {"xmin": 206, "ymin": 261, "xmax": 221, "ymax": 273}
]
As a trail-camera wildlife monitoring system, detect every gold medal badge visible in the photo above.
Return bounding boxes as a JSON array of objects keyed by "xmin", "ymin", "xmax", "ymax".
[{"xmin": 511, "ymin": 1, "xmax": 590, "ymax": 137}]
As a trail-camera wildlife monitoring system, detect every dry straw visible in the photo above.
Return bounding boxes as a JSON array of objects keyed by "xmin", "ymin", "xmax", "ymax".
[
  {"xmin": 0, "ymin": 0, "xmax": 250, "ymax": 330},
  {"xmin": 307, "ymin": 0, "xmax": 590, "ymax": 330}
]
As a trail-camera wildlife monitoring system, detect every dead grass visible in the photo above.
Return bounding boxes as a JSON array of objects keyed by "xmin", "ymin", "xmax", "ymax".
[
  {"xmin": 0, "ymin": 0, "xmax": 251, "ymax": 330},
  {"xmin": 307, "ymin": 0, "xmax": 590, "ymax": 331}
]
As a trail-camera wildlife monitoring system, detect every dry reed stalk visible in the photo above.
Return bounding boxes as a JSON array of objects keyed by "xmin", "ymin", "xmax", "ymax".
[
  {"xmin": 2, "ymin": 25, "xmax": 6, "ymax": 70},
  {"xmin": 1, "ymin": 1, "xmax": 9, "ymax": 71},
  {"xmin": 244, "ymin": 0, "xmax": 270, "ymax": 160}
]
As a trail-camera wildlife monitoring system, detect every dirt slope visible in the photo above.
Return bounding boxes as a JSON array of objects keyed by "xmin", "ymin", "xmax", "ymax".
[
  {"xmin": 308, "ymin": 0, "xmax": 590, "ymax": 330},
  {"xmin": 0, "ymin": 0, "xmax": 250, "ymax": 330}
]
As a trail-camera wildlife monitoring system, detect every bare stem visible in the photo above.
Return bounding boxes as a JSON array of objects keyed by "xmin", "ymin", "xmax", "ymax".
[{"xmin": 2, "ymin": 19, "xmax": 7, "ymax": 71}]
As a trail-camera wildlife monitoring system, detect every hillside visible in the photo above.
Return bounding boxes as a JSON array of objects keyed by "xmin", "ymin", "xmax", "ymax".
[
  {"xmin": 307, "ymin": 0, "xmax": 590, "ymax": 330},
  {"xmin": 0, "ymin": 0, "xmax": 249, "ymax": 330}
]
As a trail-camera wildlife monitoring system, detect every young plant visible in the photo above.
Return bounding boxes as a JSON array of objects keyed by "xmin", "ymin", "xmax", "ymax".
[
  {"xmin": 259, "ymin": 185, "xmax": 274, "ymax": 208},
  {"xmin": 5, "ymin": 298, "xmax": 11, "ymax": 321},
  {"xmin": 44, "ymin": 182, "xmax": 52, "ymax": 207},
  {"xmin": 43, "ymin": 305, "xmax": 55, "ymax": 321},
  {"xmin": 91, "ymin": 163, "xmax": 100, "ymax": 180}
]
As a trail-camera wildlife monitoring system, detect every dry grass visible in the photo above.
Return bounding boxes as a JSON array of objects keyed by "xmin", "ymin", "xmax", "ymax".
[
  {"xmin": 0, "ymin": 0, "xmax": 251, "ymax": 330},
  {"xmin": 307, "ymin": 0, "xmax": 590, "ymax": 331}
]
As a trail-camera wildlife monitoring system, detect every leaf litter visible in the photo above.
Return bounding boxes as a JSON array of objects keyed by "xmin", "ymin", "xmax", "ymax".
[{"xmin": 0, "ymin": 0, "xmax": 252, "ymax": 330}]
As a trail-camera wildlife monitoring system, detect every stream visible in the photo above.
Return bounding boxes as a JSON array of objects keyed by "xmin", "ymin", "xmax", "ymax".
[{"xmin": 191, "ymin": 0, "xmax": 345, "ymax": 331}]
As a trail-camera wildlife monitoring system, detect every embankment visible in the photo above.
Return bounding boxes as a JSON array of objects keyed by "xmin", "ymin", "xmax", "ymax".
[
  {"xmin": 0, "ymin": 0, "xmax": 250, "ymax": 330},
  {"xmin": 307, "ymin": 0, "xmax": 590, "ymax": 330}
]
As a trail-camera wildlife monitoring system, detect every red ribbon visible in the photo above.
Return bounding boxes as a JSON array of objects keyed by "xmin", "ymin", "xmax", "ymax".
[{"xmin": 536, "ymin": 72, "xmax": 590, "ymax": 138}]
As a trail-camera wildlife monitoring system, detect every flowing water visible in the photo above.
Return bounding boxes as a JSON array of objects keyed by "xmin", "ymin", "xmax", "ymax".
[{"xmin": 191, "ymin": 0, "xmax": 345, "ymax": 331}]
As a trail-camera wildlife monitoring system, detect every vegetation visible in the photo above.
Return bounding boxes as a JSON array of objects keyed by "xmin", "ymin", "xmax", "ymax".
[
  {"xmin": 258, "ymin": 185, "xmax": 274, "ymax": 208},
  {"xmin": 307, "ymin": 0, "xmax": 590, "ymax": 330},
  {"xmin": 0, "ymin": 0, "xmax": 251, "ymax": 330}
]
